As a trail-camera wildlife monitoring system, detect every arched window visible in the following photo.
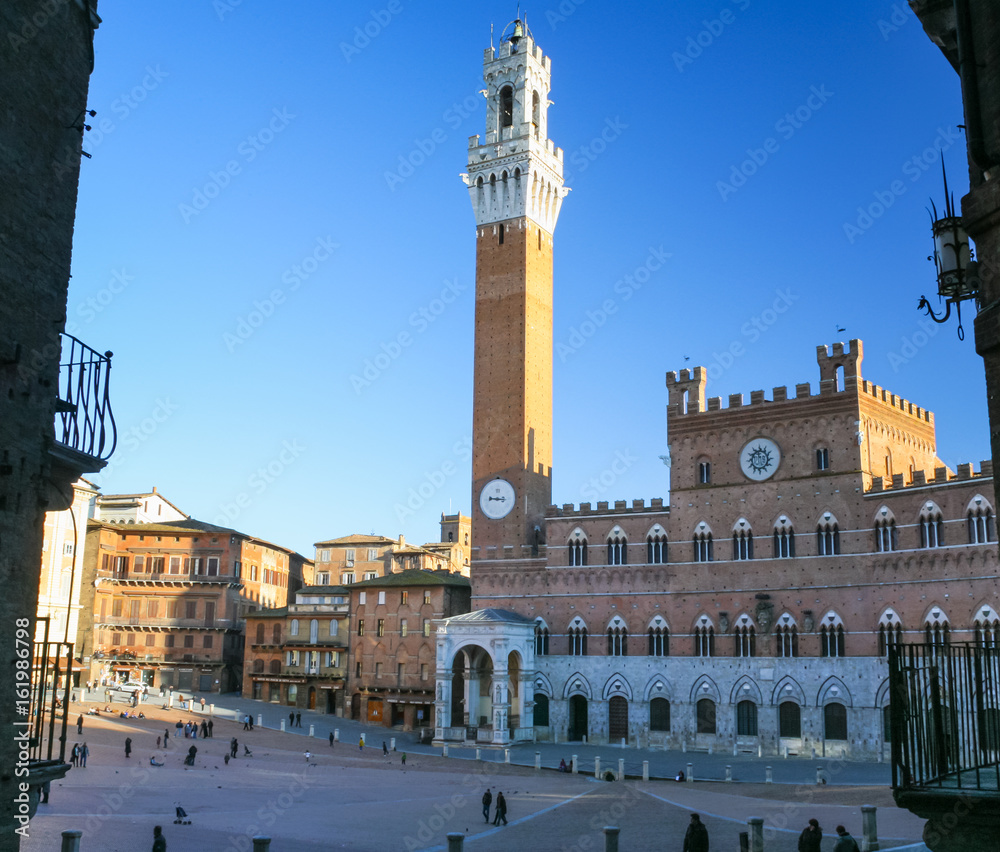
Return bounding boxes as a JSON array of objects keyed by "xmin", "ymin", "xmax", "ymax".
[
  {"xmin": 649, "ymin": 697, "xmax": 670, "ymax": 732},
  {"xmin": 568, "ymin": 530, "xmax": 588, "ymax": 567},
  {"xmin": 534, "ymin": 621, "xmax": 550, "ymax": 655},
  {"xmin": 255, "ymin": 624, "xmax": 265, "ymax": 645},
  {"xmin": 736, "ymin": 700, "xmax": 758, "ymax": 736},
  {"xmin": 968, "ymin": 497, "xmax": 995, "ymax": 544},
  {"xmin": 607, "ymin": 622, "xmax": 628, "ymax": 656},
  {"xmin": 878, "ymin": 610, "xmax": 902, "ymax": 656},
  {"xmin": 531, "ymin": 90, "xmax": 540, "ymax": 138},
  {"xmin": 820, "ymin": 614, "xmax": 845, "ymax": 657},
  {"xmin": 919, "ymin": 502, "xmax": 944, "ymax": 548},
  {"xmin": 696, "ymin": 698, "xmax": 716, "ymax": 734},
  {"xmin": 648, "ymin": 620, "xmax": 669, "ymax": 657},
  {"xmin": 779, "ymin": 701, "xmax": 801, "ymax": 738},
  {"xmin": 824, "ymin": 703, "xmax": 848, "ymax": 740},
  {"xmin": 698, "ymin": 460, "xmax": 711, "ymax": 484},
  {"xmin": 975, "ymin": 608, "xmax": 999, "ymax": 649},
  {"xmin": 925, "ymin": 608, "xmax": 950, "ymax": 648},
  {"xmin": 499, "ymin": 85, "xmax": 513, "ymax": 129},
  {"xmin": 817, "ymin": 516, "xmax": 840, "ymax": 555},
  {"xmin": 732, "ymin": 519, "xmax": 753, "ymax": 560},
  {"xmin": 273, "ymin": 624, "xmax": 281, "ymax": 643},
  {"xmin": 253, "ymin": 658, "xmax": 264, "ymax": 673},
  {"xmin": 607, "ymin": 530, "xmax": 627, "ymax": 566},
  {"xmin": 775, "ymin": 620, "xmax": 798, "ymax": 658},
  {"xmin": 693, "ymin": 525, "xmax": 713, "ymax": 562},
  {"xmin": 269, "ymin": 659, "xmax": 281, "ymax": 674},
  {"xmin": 694, "ymin": 617, "xmax": 714, "ymax": 657},
  {"xmin": 734, "ymin": 619, "xmax": 756, "ymax": 657},
  {"xmin": 568, "ymin": 619, "xmax": 588, "ymax": 656},
  {"xmin": 290, "ymin": 619, "xmax": 299, "ymax": 637},
  {"xmin": 647, "ymin": 529, "xmax": 667, "ymax": 564},
  {"xmin": 875, "ymin": 519, "xmax": 898, "ymax": 552},
  {"xmin": 309, "ymin": 619, "xmax": 319, "ymax": 644},
  {"xmin": 773, "ymin": 516, "xmax": 795, "ymax": 558}
]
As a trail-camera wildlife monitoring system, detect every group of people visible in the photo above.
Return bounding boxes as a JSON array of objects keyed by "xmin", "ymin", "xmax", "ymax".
[
  {"xmin": 289, "ymin": 712, "xmax": 303, "ymax": 728},
  {"xmin": 480, "ymin": 788, "xmax": 508, "ymax": 826},
  {"xmin": 680, "ymin": 815, "xmax": 862, "ymax": 852},
  {"xmin": 176, "ymin": 719, "xmax": 213, "ymax": 738},
  {"xmin": 69, "ymin": 742, "xmax": 89, "ymax": 767}
]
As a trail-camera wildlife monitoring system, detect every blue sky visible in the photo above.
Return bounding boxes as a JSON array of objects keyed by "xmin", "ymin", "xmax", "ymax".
[{"xmin": 69, "ymin": 1, "xmax": 985, "ymax": 557}]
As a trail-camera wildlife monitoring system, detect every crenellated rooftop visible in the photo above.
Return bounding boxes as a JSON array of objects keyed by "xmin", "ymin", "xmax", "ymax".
[
  {"xmin": 866, "ymin": 460, "xmax": 992, "ymax": 493},
  {"xmin": 546, "ymin": 498, "xmax": 668, "ymax": 518}
]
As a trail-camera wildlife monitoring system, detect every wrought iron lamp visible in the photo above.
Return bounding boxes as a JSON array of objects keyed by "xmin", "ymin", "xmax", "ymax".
[{"xmin": 918, "ymin": 164, "xmax": 980, "ymax": 339}]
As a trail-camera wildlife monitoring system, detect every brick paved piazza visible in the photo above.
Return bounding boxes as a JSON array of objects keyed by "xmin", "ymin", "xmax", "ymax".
[{"xmin": 22, "ymin": 698, "xmax": 928, "ymax": 851}]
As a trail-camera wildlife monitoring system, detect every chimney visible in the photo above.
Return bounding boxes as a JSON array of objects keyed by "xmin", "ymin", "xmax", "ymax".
[{"xmin": 398, "ymin": 534, "xmax": 405, "ymax": 547}]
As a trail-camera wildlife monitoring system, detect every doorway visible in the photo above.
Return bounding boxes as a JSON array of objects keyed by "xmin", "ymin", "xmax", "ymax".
[{"xmin": 568, "ymin": 695, "xmax": 588, "ymax": 741}]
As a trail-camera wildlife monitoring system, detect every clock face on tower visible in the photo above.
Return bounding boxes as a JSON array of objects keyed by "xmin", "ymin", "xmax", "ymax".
[
  {"xmin": 480, "ymin": 479, "xmax": 515, "ymax": 519},
  {"xmin": 739, "ymin": 437, "xmax": 781, "ymax": 481}
]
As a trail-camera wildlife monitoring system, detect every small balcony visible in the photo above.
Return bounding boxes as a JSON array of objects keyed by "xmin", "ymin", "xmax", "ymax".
[{"xmin": 48, "ymin": 334, "xmax": 116, "ymax": 505}]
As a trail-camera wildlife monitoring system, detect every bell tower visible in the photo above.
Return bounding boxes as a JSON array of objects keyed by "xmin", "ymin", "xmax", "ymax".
[{"xmin": 464, "ymin": 20, "xmax": 567, "ymax": 557}]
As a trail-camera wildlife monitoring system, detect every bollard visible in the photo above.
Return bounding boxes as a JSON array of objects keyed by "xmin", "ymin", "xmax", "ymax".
[
  {"xmin": 280, "ymin": 720, "xmax": 286, "ymax": 732},
  {"xmin": 334, "ymin": 729, "xmax": 339, "ymax": 742},
  {"xmin": 309, "ymin": 724, "xmax": 315, "ymax": 737},
  {"xmin": 733, "ymin": 743, "xmax": 738, "ymax": 757},
  {"xmin": 816, "ymin": 766, "xmax": 824, "ymax": 785},
  {"xmin": 726, "ymin": 765, "xmax": 732, "ymax": 782},
  {"xmin": 210, "ymin": 704, "xmax": 215, "ymax": 716},
  {"xmin": 257, "ymin": 714, "xmax": 262, "ymax": 727},
  {"xmin": 446, "ymin": 832, "xmax": 465, "ymax": 852},
  {"xmin": 535, "ymin": 752, "xmax": 541, "ymax": 770},
  {"xmin": 583, "ymin": 734, "xmax": 587, "ymax": 744},
  {"xmin": 595, "ymin": 757, "xmax": 601, "ymax": 779},
  {"xmin": 620, "ymin": 737, "xmax": 626, "ymax": 749},
  {"xmin": 765, "ymin": 766, "xmax": 773, "ymax": 784},
  {"xmin": 168, "ymin": 694, "xmax": 174, "ymax": 708},
  {"xmin": 443, "ymin": 744, "xmax": 449, "ymax": 757},
  {"xmin": 686, "ymin": 762, "xmax": 693, "ymax": 783},
  {"xmin": 476, "ymin": 748, "xmax": 481, "ymax": 761},
  {"xmin": 572, "ymin": 754, "xmax": 578, "ymax": 774},
  {"xmin": 681, "ymin": 740, "xmax": 687, "ymax": 753},
  {"xmin": 707, "ymin": 744, "xmax": 713, "ymax": 755},
  {"xmin": 603, "ymin": 825, "xmax": 620, "ymax": 852},
  {"xmin": 748, "ymin": 817, "xmax": 764, "ymax": 852},
  {"xmin": 504, "ymin": 749, "xmax": 510, "ymax": 764},
  {"xmin": 235, "ymin": 709, "xmax": 240, "ymax": 722},
  {"xmin": 60, "ymin": 830, "xmax": 82, "ymax": 852},
  {"xmin": 617, "ymin": 758, "xmax": 624, "ymax": 781},
  {"xmin": 783, "ymin": 745, "xmax": 788, "ymax": 759},
  {"xmin": 252, "ymin": 837, "xmax": 271, "ymax": 851},
  {"xmin": 861, "ymin": 804, "xmax": 880, "ymax": 851},
  {"xmin": 758, "ymin": 744, "xmax": 763, "ymax": 758},
  {"xmin": 642, "ymin": 760, "xmax": 649, "ymax": 781},
  {"xmin": 390, "ymin": 737, "xmax": 396, "ymax": 751}
]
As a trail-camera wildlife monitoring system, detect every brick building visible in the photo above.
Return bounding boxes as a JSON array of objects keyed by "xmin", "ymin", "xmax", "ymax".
[
  {"xmin": 350, "ymin": 569, "xmax": 471, "ymax": 729},
  {"xmin": 433, "ymin": 22, "xmax": 999, "ymax": 759},
  {"xmin": 82, "ymin": 518, "xmax": 307, "ymax": 693},
  {"xmin": 243, "ymin": 585, "xmax": 349, "ymax": 713}
]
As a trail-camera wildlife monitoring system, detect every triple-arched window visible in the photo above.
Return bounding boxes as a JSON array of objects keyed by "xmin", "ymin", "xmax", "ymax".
[
  {"xmin": 919, "ymin": 502, "xmax": 944, "ymax": 548},
  {"xmin": 773, "ymin": 516, "xmax": 795, "ymax": 558}
]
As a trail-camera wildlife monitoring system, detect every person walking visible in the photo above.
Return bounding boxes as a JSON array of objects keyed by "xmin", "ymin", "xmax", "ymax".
[
  {"xmin": 230, "ymin": 738, "xmax": 238, "ymax": 758},
  {"xmin": 125, "ymin": 737, "xmax": 132, "ymax": 759},
  {"xmin": 200, "ymin": 697, "xmax": 205, "ymax": 710},
  {"xmin": 152, "ymin": 825, "xmax": 167, "ymax": 851},
  {"xmin": 243, "ymin": 715, "xmax": 250, "ymax": 731},
  {"xmin": 289, "ymin": 712, "xmax": 295, "ymax": 728},
  {"xmin": 492, "ymin": 792, "xmax": 507, "ymax": 826},
  {"xmin": 71, "ymin": 743, "xmax": 79, "ymax": 767},
  {"xmin": 200, "ymin": 720, "xmax": 208, "ymax": 738},
  {"xmin": 798, "ymin": 818, "xmax": 823, "ymax": 852},
  {"xmin": 80, "ymin": 743, "xmax": 89, "ymax": 767},
  {"xmin": 482, "ymin": 788, "xmax": 492, "ymax": 823},
  {"xmin": 164, "ymin": 728, "xmax": 170, "ymax": 747},
  {"xmin": 296, "ymin": 712, "xmax": 302, "ymax": 728},
  {"xmin": 359, "ymin": 736, "xmax": 364, "ymax": 751},
  {"xmin": 683, "ymin": 813, "xmax": 709, "ymax": 852},
  {"xmin": 77, "ymin": 714, "xmax": 83, "ymax": 734},
  {"xmin": 382, "ymin": 741, "xmax": 388, "ymax": 756},
  {"xmin": 833, "ymin": 825, "xmax": 861, "ymax": 852},
  {"xmin": 329, "ymin": 732, "xmax": 335, "ymax": 747},
  {"xmin": 207, "ymin": 719, "xmax": 214, "ymax": 737}
]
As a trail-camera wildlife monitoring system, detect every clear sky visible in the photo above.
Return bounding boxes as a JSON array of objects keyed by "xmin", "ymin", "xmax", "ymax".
[{"xmin": 68, "ymin": 0, "xmax": 986, "ymax": 557}]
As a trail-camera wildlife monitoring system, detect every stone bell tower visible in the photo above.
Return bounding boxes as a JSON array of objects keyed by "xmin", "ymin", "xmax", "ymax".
[{"xmin": 464, "ymin": 19, "xmax": 568, "ymax": 558}]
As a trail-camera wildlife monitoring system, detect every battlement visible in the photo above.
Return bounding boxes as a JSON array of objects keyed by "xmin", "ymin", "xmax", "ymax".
[
  {"xmin": 483, "ymin": 37, "xmax": 552, "ymax": 73},
  {"xmin": 867, "ymin": 460, "xmax": 992, "ymax": 492},
  {"xmin": 546, "ymin": 498, "xmax": 668, "ymax": 518},
  {"xmin": 858, "ymin": 379, "xmax": 933, "ymax": 425}
]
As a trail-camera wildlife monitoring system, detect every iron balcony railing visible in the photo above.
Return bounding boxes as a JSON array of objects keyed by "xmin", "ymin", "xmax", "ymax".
[
  {"xmin": 889, "ymin": 641, "xmax": 1000, "ymax": 792},
  {"xmin": 26, "ymin": 619, "xmax": 71, "ymax": 765},
  {"xmin": 55, "ymin": 332, "xmax": 116, "ymax": 461}
]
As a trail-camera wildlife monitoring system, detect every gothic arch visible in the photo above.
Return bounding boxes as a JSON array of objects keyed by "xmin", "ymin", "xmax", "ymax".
[
  {"xmin": 875, "ymin": 677, "xmax": 892, "ymax": 710},
  {"xmin": 643, "ymin": 674, "xmax": 674, "ymax": 702},
  {"xmin": 601, "ymin": 674, "xmax": 633, "ymax": 701},
  {"xmin": 689, "ymin": 674, "xmax": 721, "ymax": 704},
  {"xmin": 771, "ymin": 675, "xmax": 806, "ymax": 706},
  {"xmin": 730, "ymin": 675, "xmax": 763, "ymax": 705},
  {"xmin": 816, "ymin": 676, "xmax": 853, "ymax": 708},
  {"xmin": 532, "ymin": 670, "xmax": 554, "ymax": 697},
  {"xmin": 563, "ymin": 672, "xmax": 593, "ymax": 700}
]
